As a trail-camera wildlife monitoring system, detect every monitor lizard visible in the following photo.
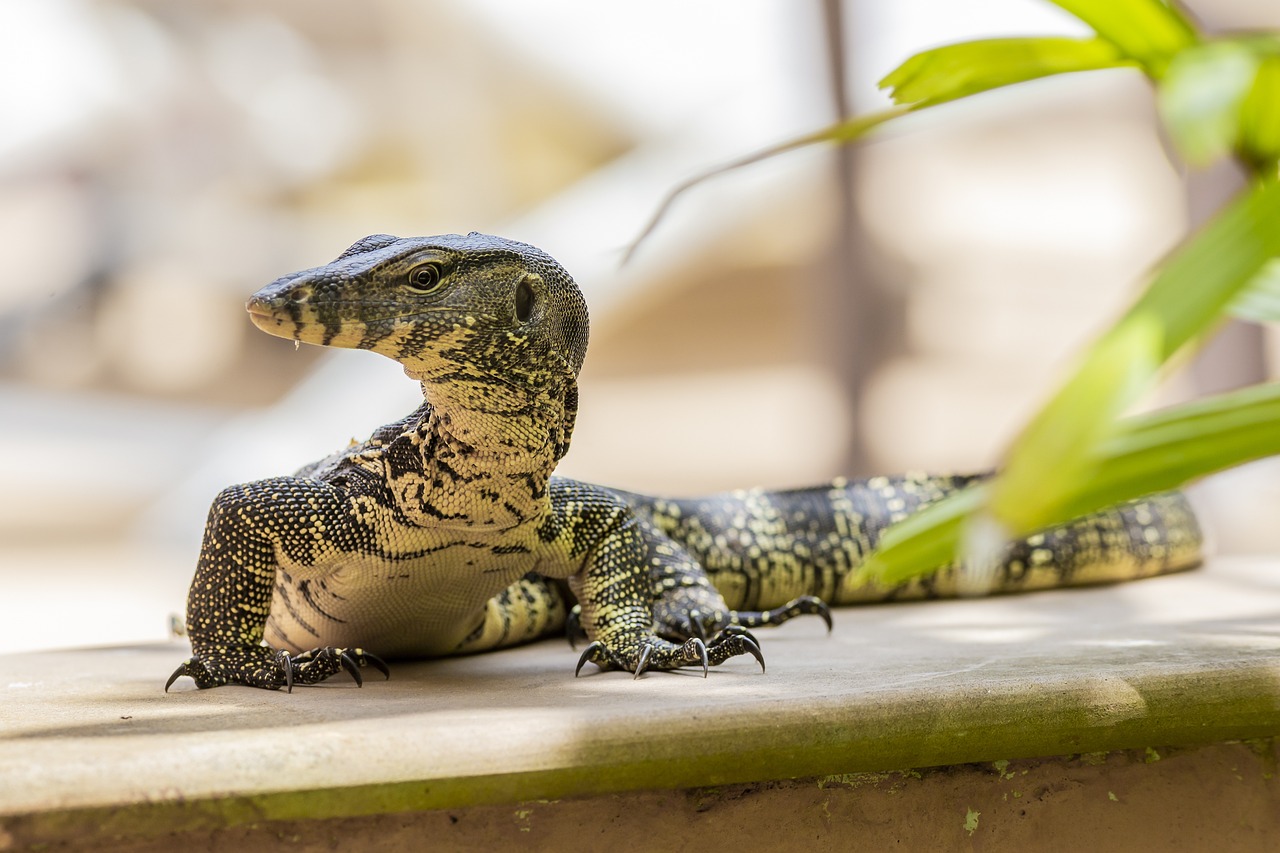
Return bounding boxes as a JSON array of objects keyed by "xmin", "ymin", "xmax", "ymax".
[{"xmin": 166, "ymin": 233, "xmax": 1202, "ymax": 692}]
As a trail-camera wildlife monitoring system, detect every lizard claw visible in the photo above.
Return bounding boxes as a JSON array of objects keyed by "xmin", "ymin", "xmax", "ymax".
[
  {"xmin": 276, "ymin": 649, "xmax": 294, "ymax": 693},
  {"xmin": 692, "ymin": 637, "xmax": 709, "ymax": 677},
  {"xmin": 739, "ymin": 635, "xmax": 765, "ymax": 673},
  {"xmin": 335, "ymin": 648, "xmax": 390, "ymax": 685},
  {"xmin": 575, "ymin": 641, "xmax": 604, "ymax": 677},
  {"xmin": 339, "ymin": 651, "xmax": 363, "ymax": 687},
  {"xmin": 360, "ymin": 649, "xmax": 391, "ymax": 680},
  {"xmin": 719, "ymin": 625, "xmax": 765, "ymax": 669},
  {"xmin": 810, "ymin": 598, "xmax": 834, "ymax": 633},
  {"xmin": 633, "ymin": 644, "xmax": 654, "ymax": 679}
]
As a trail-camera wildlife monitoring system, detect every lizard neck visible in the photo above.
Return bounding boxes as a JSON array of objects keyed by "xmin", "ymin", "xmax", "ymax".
[
  {"xmin": 380, "ymin": 376, "xmax": 576, "ymax": 531},
  {"xmin": 424, "ymin": 376, "xmax": 571, "ymax": 458}
]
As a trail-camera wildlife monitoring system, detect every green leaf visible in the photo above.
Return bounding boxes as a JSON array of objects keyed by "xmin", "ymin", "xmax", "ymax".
[
  {"xmin": 865, "ymin": 178, "xmax": 1280, "ymax": 583},
  {"xmin": 993, "ymin": 177, "xmax": 1280, "ymax": 527},
  {"xmin": 1057, "ymin": 382, "xmax": 1280, "ymax": 522},
  {"xmin": 1124, "ymin": 176, "xmax": 1280, "ymax": 350},
  {"xmin": 1228, "ymin": 259, "xmax": 1280, "ymax": 323},
  {"xmin": 857, "ymin": 485, "xmax": 987, "ymax": 586},
  {"xmin": 1158, "ymin": 41, "xmax": 1261, "ymax": 166},
  {"xmin": 865, "ymin": 382, "xmax": 1280, "ymax": 586},
  {"xmin": 1047, "ymin": 0, "xmax": 1197, "ymax": 75},
  {"xmin": 1241, "ymin": 54, "xmax": 1280, "ymax": 168},
  {"xmin": 989, "ymin": 315, "xmax": 1160, "ymax": 532},
  {"xmin": 629, "ymin": 0, "xmax": 1209, "ymax": 260},
  {"xmin": 880, "ymin": 37, "xmax": 1131, "ymax": 107},
  {"xmin": 633, "ymin": 34, "xmax": 1139, "ymax": 259}
]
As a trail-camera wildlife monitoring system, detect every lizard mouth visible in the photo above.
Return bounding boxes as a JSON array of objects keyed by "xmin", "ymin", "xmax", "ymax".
[
  {"xmin": 245, "ymin": 298, "xmax": 300, "ymax": 340},
  {"xmin": 246, "ymin": 293, "xmax": 378, "ymax": 350},
  {"xmin": 244, "ymin": 294, "xmax": 317, "ymax": 343}
]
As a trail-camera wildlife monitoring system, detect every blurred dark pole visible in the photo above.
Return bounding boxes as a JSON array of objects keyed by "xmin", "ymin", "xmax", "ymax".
[{"xmin": 819, "ymin": 0, "xmax": 897, "ymax": 476}]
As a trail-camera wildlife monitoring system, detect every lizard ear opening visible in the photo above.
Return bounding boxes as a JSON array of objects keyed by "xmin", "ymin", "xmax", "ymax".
[{"xmin": 515, "ymin": 276, "xmax": 536, "ymax": 323}]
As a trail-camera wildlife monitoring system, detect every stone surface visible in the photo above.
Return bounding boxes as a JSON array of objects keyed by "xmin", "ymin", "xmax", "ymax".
[{"xmin": 3, "ymin": 556, "xmax": 1280, "ymax": 848}]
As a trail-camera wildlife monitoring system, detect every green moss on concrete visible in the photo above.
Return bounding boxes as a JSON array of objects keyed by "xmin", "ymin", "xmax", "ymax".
[{"xmin": 7, "ymin": 730, "xmax": 1278, "ymax": 849}]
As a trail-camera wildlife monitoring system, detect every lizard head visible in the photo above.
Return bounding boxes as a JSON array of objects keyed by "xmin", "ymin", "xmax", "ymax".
[
  {"xmin": 247, "ymin": 232, "xmax": 590, "ymax": 388},
  {"xmin": 247, "ymin": 233, "xmax": 589, "ymax": 456}
]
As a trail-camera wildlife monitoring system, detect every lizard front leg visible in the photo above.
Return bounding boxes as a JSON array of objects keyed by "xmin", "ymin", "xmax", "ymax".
[
  {"xmin": 638, "ymin": 518, "xmax": 832, "ymax": 641},
  {"xmin": 570, "ymin": 514, "xmax": 764, "ymax": 677},
  {"xmin": 166, "ymin": 477, "xmax": 388, "ymax": 692}
]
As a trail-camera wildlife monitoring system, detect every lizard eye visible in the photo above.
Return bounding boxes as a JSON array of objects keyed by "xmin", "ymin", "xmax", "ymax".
[{"xmin": 406, "ymin": 264, "xmax": 443, "ymax": 293}]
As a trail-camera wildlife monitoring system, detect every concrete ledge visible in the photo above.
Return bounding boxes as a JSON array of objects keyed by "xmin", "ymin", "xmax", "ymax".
[{"xmin": 3, "ymin": 557, "xmax": 1280, "ymax": 847}]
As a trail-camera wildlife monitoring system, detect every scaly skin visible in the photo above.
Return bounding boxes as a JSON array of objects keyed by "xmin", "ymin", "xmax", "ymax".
[{"xmin": 167, "ymin": 233, "xmax": 1202, "ymax": 692}]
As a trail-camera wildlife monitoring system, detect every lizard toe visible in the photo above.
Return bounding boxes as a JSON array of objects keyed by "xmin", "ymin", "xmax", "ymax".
[
  {"xmin": 732, "ymin": 595, "xmax": 833, "ymax": 632},
  {"xmin": 575, "ymin": 640, "xmax": 615, "ymax": 676},
  {"xmin": 164, "ymin": 655, "xmax": 225, "ymax": 692},
  {"xmin": 704, "ymin": 632, "xmax": 766, "ymax": 673},
  {"xmin": 287, "ymin": 646, "xmax": 391, "ymax": 687}
]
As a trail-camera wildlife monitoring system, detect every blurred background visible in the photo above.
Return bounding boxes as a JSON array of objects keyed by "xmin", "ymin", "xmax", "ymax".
[{"xmin": 1, "ymin": 0, "xmax": 1278, "ymax": 654}]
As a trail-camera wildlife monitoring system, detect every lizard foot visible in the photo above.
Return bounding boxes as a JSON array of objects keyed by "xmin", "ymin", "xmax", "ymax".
[
  {"xmin": 571, "ymin": 605, "xmax": 760, "ymax": 652},
  {"xmin": 282, "ymin": 647, "xmax": 390, "ymax": 691},
  {"xmin": 574, "ymin": 631, "xmax": 764, "ymax": 679},
  {"xmin": 165, "ymin": 645, "xmax": 389, "ymax": 692},
  {"xmin": 732, "ymin": 595, "xmax": 833, "ymax": 632}
]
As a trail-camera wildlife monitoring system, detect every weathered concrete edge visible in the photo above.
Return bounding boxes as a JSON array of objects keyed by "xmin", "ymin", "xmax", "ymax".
[{"xmin": 4, "ymin": 662, "xmax": 1280, "ymax": 848}]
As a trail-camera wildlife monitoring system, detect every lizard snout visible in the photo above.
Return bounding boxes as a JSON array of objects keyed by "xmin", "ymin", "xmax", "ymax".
[{"xmin": 246, "ymin": 282, "xmax": 312, "ymax": 340}]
